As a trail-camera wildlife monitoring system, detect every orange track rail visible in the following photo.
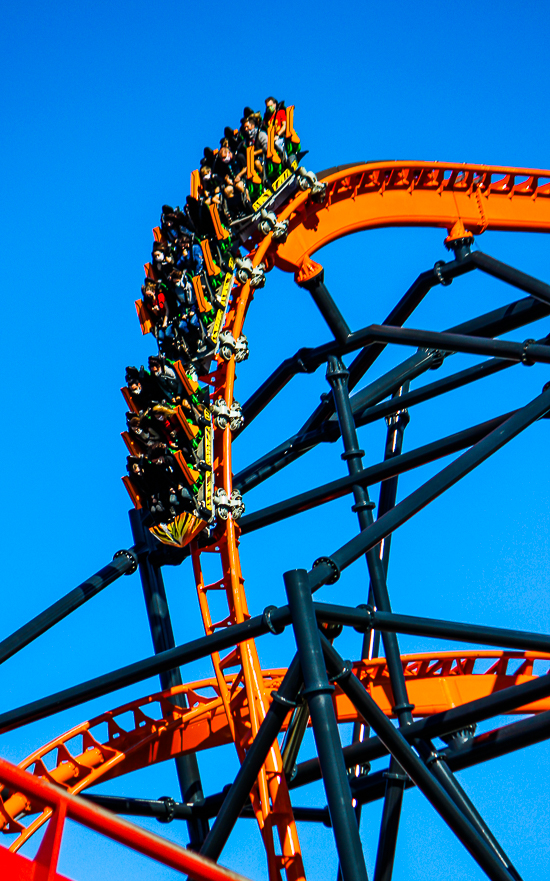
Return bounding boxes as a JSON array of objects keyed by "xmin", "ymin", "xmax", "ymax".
[
  {"xmin": 5, "ymin": 161, "xmax": 550, "ymax": 880},
  {"xmin": 2, "ymin": 651, "xmax": 549, "ymax": 853}
]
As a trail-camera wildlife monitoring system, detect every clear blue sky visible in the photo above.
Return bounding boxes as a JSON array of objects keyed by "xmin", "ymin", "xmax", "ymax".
[{"xmin": 1, "ymin": 1, "xmax": 550, "ymax": 879}]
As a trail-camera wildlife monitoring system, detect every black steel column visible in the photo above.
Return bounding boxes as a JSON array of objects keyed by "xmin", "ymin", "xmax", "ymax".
[
  {"xmin": 129, "ymin": 509, "xmax": 208, "ymax": 848},
  {"xmin": 326, "ymin": 358, "xmax": 413, "ymax": 723},
  {"xmin": 284, "ymin": 568, "xmax": 369, "ymax": 881},
  {"xmin": 353, "ymin": 387, "xmax": 410, "ymax": 881},
  {"xmin": 320, "ymin": 636, "xmax": 517, "ymax": 881},
  {"xmin": 310, "ymin": 384, "xmax": 550, "ymax": 592},
  {"xmin": 413, "ymin": 740, "xmax": 522, "ymax": 881},
  {"xmin": 327, "ymin": 357, "xmax": 413, "ymax": 880},
  {"xmin": 0, "ymin": 548, "xmax": 138, "ymax": 667},
  {"xmin": 358, "ymin": 384, "xmax": 410, "ymax": 677},
  {"xmin": 296, "ymin": 268, "xmax": 351, "ymax": 345}
]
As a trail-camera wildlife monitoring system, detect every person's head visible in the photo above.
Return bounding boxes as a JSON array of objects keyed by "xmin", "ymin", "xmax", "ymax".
[
  {"xmin": 265, "ymin": 96, "xmax": 277, "ymax": 115},
  {"xmin": 169, "ymin": 269, "xmax": 183, "ymax": 285},
  {"xmin": 162, "ymin": 205, "xmax": 176, "ymax": 227},
  {"xmin": 200, "ymin": 165, "xmax": 212, "ymax": 180},
  {"xmin": 219, "ymin": 140, "xmax": 233, "ymax": 163},
  {"xmin": 153, "ymin": 246, "xmax": 164, "ymax": 263},
  {"xmin": 149, "ymin": 355, "xmax": 162, "ymax": 375},
  {"xmin": 129, "ymin": 380, "xmax": 142, "ymax": 395}
]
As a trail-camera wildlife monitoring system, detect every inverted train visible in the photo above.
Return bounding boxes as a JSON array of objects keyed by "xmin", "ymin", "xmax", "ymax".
[{"xmin": 120, "ymin": 101, "xmax": 326, "ymax": 547}]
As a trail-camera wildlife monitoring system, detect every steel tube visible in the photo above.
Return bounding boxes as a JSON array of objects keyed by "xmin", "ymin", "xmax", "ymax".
[
  {"xmin": 310, "ymin": 386, "xmax": 550, "ymax": 592},
  {"xmin": 320, "ymin": 637, "xmax": 516, "ymax": 881},
  {"xmin": 366, "ymin": 324, "xmax": 550, "ymax": 363},
  {"xmin": 472, "ymin": 252, "xmax": 550, "ymax": 306},
  {"xmin": 0, "ymin": 548, "xmax": 138, "ymax": 667},
  {"xmin": 312, "ymin": 603, "xmax": 550, "ymax": 653},
  {"xmin": 327, "ymin": 358, "xmax": 413, "ymax": 877},
  {"xmin": 356, "ymin": 357, "xmax": 511, "ymax": 426},
  {"xmin": 302, "ymin": 255, "xmax": 475, "ymax": 435},
  {"xmin": 327, "ymin": 358, "xmax": 413, "ymax": 725},
  {"xmin": 0, "ymin": 606, "xmax": 292, "ymax": 733},
  {"xmin": 351, "ymin": 709, "xmax": 550, "ymax": 806},
  {"xmin": 239, "ymin": 413, "xmax": 509, "ymax": 531},
  {"xmin": 284, "ymin": 569, "xmax": 369, "ymax": 881},
  {"xmin": 297, "ymin": 270, "xmax": 351, "ymax": 344},
  {"xmin": 234, "ymin": 292, "xmax": 549, "ymax": 496},
  {"xmin": 291, "ymin": 667, "xmax": 550, "ymax": 790},
  {"xmin": 130, "ymin": 509, "xmax": 208, "ymax": 847}
]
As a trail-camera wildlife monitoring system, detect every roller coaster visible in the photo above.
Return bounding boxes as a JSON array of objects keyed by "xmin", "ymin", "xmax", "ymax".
[{"xmin": 2, "ymin": 101, "xmax": 550, "ymax": 881}]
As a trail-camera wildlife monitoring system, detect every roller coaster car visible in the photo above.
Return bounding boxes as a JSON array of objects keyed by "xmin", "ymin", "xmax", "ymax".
[
  {"xmin": 134, "ymin": 264, "xmax": 234, "ymax": 374},
  {"xmin": 231, "ymin": 153, "xmax": 307, "ymax": 246},
  {"xmin": 121, "ymin": 362, "xmax": 214, "ymax": 548}
]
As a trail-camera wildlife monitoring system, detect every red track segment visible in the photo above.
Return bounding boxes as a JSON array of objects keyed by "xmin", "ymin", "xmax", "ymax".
[{"xmin": 0, "ymin": 756, "xmax": 251, "ymax": 881}]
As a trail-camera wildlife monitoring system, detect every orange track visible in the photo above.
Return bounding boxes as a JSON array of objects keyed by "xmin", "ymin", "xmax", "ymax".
[
  {"xmin": 4, "ymin": 161, "xmax": 550, "ymax": 880},
  {"xmin": 2, "ymin": 651, "xmax": 549, "ymax": 853}
]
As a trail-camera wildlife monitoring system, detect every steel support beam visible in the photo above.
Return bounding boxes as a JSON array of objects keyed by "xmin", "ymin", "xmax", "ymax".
[
  {"xmin": 0, "ymin": 548, "xmax": 138, "ymax": 667},
  {"xmin": 291, "ymin": 666, "xmax": 550, "ymax": 790},
  {"xmin": 284, "ymin": 569, "xmax": 369, "ymax": 881},
  {"xmin": 239, "ymin": 413, "xmax": 510, "ymax": 533},
  {"xmin": 320, "ymin": 637, "xmax": 517, "ymax": 881},
  {"xmin": 310, "ymin": 385, "xmax": 550, "ymax": 592},
  {"xmin": 130, "ymin": 509, "xmax": 208, "ymax": 848},
  {"xmin": 0, "ymin": 606, "xmax": 292, "ymax": 733},
  {"xmin": 471, "ymin": 252, "xmax": 550, "ymax": 306},
  {"xmin": 326, "ymin": 357, "xmax": 413, "ymax": 880},
  {"xmin": 235, "ymin": 293, "xmax": 550, "ymax": 495},
  {"xmin": 300, "ymin": 254, "xmax": 475, "ymax": 435},
  {"xmin": 297, "ymin": 269, "xmax": 351, "ymax": 344},
  {"xmin": 313, "ymin": 603, "xmax": 550, "ymax": 653}
]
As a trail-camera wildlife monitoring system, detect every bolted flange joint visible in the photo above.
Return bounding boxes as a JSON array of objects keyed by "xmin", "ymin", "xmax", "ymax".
[
  {"xmin": 312, "ymin": 555, "xmax": 341, "ymax": 585},
  {"xmin": 263, "ymin": 605, "xmax": 286, "ymax": 635},
  {"xmin": 113, "ymin": 548, "xmax": 138, "ymax": 574},
  {"xmin": 157, "ymin": 796, "xmax": 176, "ymax": 823},
  {"xmin": 353, "ymin": 604, "xmax": 374, "ymax": 634},
  {"xmin": 521, "ymin": 339, "xmax": 536, "ymax": 366},
  {"xmin": 433, "ymin": 261, "xmax": 452, "ymax": 286},
  {"xmin": 329, "ymin": 660, "xmax": 353, "ymax": 684}
]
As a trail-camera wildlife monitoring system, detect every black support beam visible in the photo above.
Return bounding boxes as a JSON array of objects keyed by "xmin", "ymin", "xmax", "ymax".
[
  {"xmin": 309, "ymin": 386, "xmax": 550, "ymax": 592},
  {"xmin": 0, "ymin": 548, "xmax": 138, "ymax": 667}
]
